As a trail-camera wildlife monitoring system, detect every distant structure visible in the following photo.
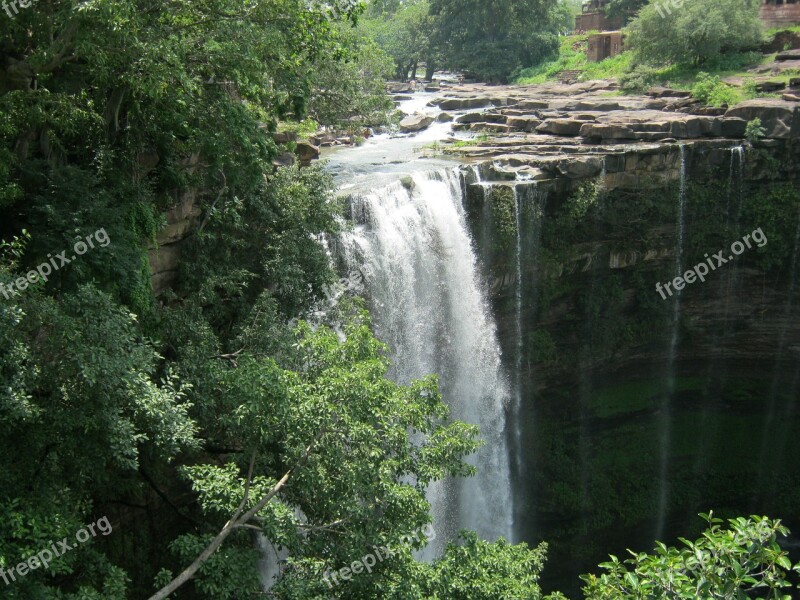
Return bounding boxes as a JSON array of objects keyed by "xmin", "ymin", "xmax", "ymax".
[
  {"xmin": 760, "ymin": 0, "xmax": 800, "ymax": 29},
  {"xmin": 587, "ymin": 31, "xmax": 625, "ymax": 62},
  {"xmin": 575, "ymin": 0, "xmax": 624, "ymax": 33}
]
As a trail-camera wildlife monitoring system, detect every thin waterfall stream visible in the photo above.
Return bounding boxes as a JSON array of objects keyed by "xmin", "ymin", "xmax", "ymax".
[{"xmin": 656, "ymin": 144, "xmax": 687, "ymax": 542}]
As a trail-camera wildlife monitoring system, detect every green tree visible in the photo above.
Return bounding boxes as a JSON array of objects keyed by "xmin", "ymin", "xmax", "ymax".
[
  {"xmin": 429, "ymin": 0, "xmax": 564, "ymax": 82},
  {"xmin": 151, "ymin": 312, "xmax": 482, "ymax": 598},
  {"xmin": 361, "ymin": 0, "xmax": 439, "ymax": 81},
  {"xmin": 581, "ymin": 513, "xmax": 800, "ymax": 599},
  {"xmin": 625, "ymin": 0, "xmax": 764, "ymax": 66}
]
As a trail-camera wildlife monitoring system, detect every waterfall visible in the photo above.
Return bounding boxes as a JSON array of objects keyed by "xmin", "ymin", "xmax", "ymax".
[
  {"xmin": 727, "ymin": 146, "xmax": 745, "ymax": 224},
  {"xmin": 336, "ymin": 168, "xmax": 514, "ymax": 558},
  {"xmin": 513, "ymin": 185, "xmax": 524, "ymax": 477},
  {"xmin": 656, "ymin": 145, "xmax": 688, "ymax": 542},
  {"xmin": 755, "ymin": 204, "xmax": 800, "ymax": 498}
]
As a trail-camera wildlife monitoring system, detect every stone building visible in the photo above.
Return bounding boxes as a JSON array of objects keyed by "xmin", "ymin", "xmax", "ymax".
[
  {"xmin": 587, "ymin": 31, "xmax": 625, "ymax": 62},
  {"xmin": 760, "ymin": 0, "xmax": 800, "ymax": 29},
  {"xmin": 575, "ymin": 0, "xmax": 625, "ymax": 32}
]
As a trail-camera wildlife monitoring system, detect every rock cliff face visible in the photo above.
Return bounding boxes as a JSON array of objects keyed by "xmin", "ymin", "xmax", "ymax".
[{"xmin": 436, "ymin": 81, "xmax": 800, "ymax": 595}]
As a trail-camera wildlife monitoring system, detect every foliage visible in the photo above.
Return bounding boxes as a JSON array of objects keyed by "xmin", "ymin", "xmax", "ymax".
[
  {"xmin": 745, "ymin": 117, "xmax": 766, "ymax": 144},
  {"xmin": 691, "ymin": 73, "xmax": 737, "ymax": 107},
  {"xmin": 361, "ymin": 0, "xmax": 439, "ymax": 81},
  {"xmin": 423, "ymin": 531, "xmax": 549, "ymax": 599},
  {"xmin": 619, "ymin": 64, "xmax": 664, "ymax": 92},
  {"xmin": 429, "ymin": 0, "xmax": 565, "ymax": 82},
  {"xmin": 516, "ymin": 34, "xmax": 633, "ymax": 85},
  {"xmin": 177, "ymin": 313, "xmax": 482, "ymax": 599},
  {"xmin": 308, "ymin": 26, "xmax": 396, "ymax": 128},
  {"xmin": 625, "ymin": 0, "xmax": 764, "ymax": 66},
  {"xmin": 581, "ymin": 513, "xmax": 800, "ymax": 599},
  {"xmin": 605, "ymin": 0, "xmax": 647, "ymax": 20}
]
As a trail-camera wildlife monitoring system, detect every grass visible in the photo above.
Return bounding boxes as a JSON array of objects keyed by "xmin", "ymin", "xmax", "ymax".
[
  {"xmin": 515, "ymin": 34, "xmax": 634, "ymax": 85},
  {"xmin": 514, "ymin": 28, "xmax": 798, "ymax": 107}
]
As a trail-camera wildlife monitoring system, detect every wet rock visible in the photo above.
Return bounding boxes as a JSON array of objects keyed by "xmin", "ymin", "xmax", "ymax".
[
  {"xmin": 399, "ymin": 113, "xmax": 435, "ymax": 133},
  {"xmin": 456, "ymin": 112, "xmax": 506, "ymax": 124},
  {"xmin": 437, "ymin": 112, "xmax": 454, "ymax": 122},
  {"xmin": 469, "ymin": 123, "xmax": 514, "ymax": 133},
  {"xmin": 436, "ymin": 97, "xmax": 493, "ymax": 110},
  {"xmin": 556, "ymin": 157, "xmax": 603, "ymax": 178},
  {"xmin": 387, "ymin": 82, "xmax": 414, "ymax": 93}
]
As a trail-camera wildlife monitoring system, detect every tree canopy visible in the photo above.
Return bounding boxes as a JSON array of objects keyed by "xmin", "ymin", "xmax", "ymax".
[{"xmin": 625, "ymin": 0, "xmax": 764, "ymax": 66}]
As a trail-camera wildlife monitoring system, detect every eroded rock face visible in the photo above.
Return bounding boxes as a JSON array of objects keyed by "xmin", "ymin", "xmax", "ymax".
[
  {"xmin": 725, "ymin": 99, "xmax": 800, "ymax": 140},
  {"xmin": 399, "ymin": 113, "xmax": 435, "ymax": 133}
]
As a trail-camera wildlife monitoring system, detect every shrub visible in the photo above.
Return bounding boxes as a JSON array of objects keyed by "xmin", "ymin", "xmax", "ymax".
[
  {"xmin": 691, "ymin": 72, "xmax": 738, "ymax": 107},
  {"xmin": 745, "ymin": 117, "xmax": 766, "ymax": 143},
  {"xmin": 619, "ymin": 64, "xmax": 662, "ymax": 92},
  {"xmin": 625, "ymin": 0, "xmax": 764, "ymax": 66}
]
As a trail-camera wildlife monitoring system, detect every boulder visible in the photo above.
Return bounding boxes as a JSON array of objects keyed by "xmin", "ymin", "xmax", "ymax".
[
  {"xmin": 755, "ymin": 81, "xmax": 786, "ymax": 93},
  {"xmin": 436, "ymin": 112, "xmax": 454, "ymax": 122},
  {"xmin": 725, "ymin": 100, "xmax": 799, "ymax": 139},
  {"xmin": 783, "ymin": 93, "xmax": 800, "ymax": 102},
  {"xmin": 399, "ymin": 113, "xmax": 435, "ymax": 133},
  {"xmin": 436, "ymin": 97, "xmax": 493, "ymax": 110},
  {"xmin": 719, "ymin": 118, "xmax": 747, "ymax": 138},
  {"xmin": 506, "ymin": 116, "xmax": 542, "ymax": 132},
  {"xmin": 556, "ymin": 157, "xmax": 603, "ymax": 179},
  {"xmin": 387, "ymin": 82, "xmax": 414, "ymax": 93},
  {"xmin": 580, "ymin": 122, "xmax": 636, "ymax": 140},
  {"xmin": 271, "ymin": 131, "xmax": 297, "ymax": 144},
  {"xmin": 647, "ymin": 87, "xmax": 693, "ymax": 99},
  {"xmin": 456, "ymin": 112, "xmax": 506, "ymax": 124},
  {"xmin": 272, "ymin": 152, "xmax": 296, "ymax": 167},
  {"xmin": 536, "ymin": 118, "xmax": 583, "ymax": 136},
  {"xmin": 469, "ymin": 123, "xmax": 514, "ymax": 133},
  {"xmin": 295, "ymin": 142, "xmax": 320, "ymax": 165},
  {"xmin": 776, "ymin": 49, "xmax": 800, "ymax": 61}
]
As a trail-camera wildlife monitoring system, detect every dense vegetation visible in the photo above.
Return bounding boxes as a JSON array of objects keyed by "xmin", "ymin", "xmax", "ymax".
[
  {"xmin": 2, "ymin": 0, "xmax": 799, "ymax": 598},
  {"xmin": 517, "ymin": 0, "xmax": 772, "ymax": 104}
]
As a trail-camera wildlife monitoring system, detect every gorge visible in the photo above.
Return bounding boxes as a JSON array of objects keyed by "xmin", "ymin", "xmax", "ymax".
[{"xmin": 321, "ymin": 79, "xmax": 800, "ymax": 594}]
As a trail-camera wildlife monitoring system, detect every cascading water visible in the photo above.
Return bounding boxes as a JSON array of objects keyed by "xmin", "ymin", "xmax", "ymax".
[
  {"xmin": 336, "ymin": 168, "xmax": 514, "ymax": 558},
  {"xmin": 513, "ymin": 185, "xmax": 524, "ymax": 477},
  {"xmin": 727, "ymin": 146, "xmax": 745, "ymax": 223},
  {"xmin": 656, "ymin": 145, "xmax": 687, "ymax": 542}
]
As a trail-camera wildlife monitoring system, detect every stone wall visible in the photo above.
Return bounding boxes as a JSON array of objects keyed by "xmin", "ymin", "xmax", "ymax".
[
  {"xmin": 760, "ymin": 0, "xmax": 800, "ymax": 29},
  {"xmin": 575, "ymin": 11, "xmax": 624, "ymax": 32}
]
